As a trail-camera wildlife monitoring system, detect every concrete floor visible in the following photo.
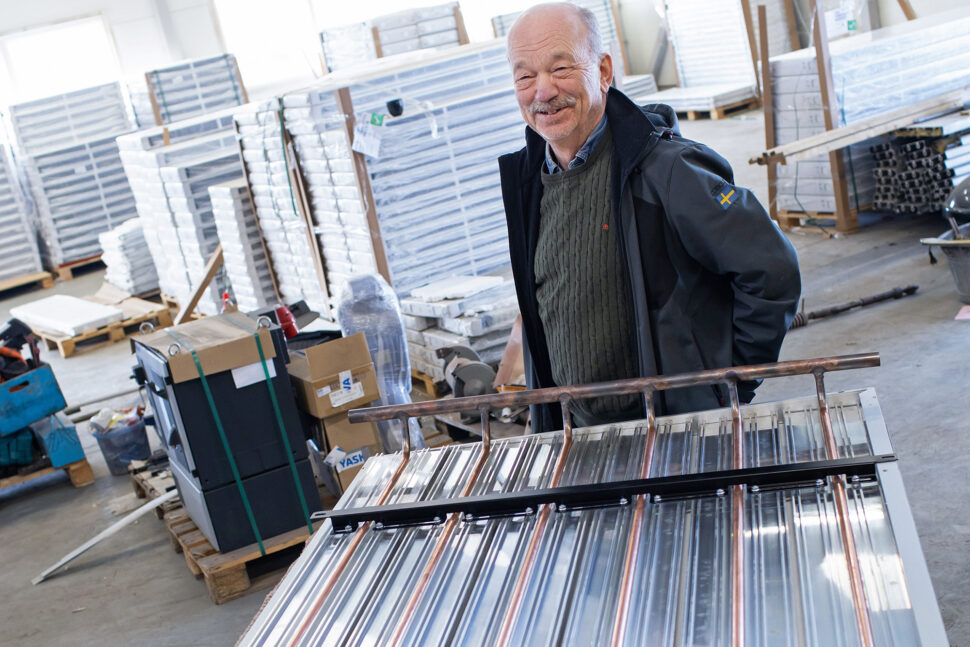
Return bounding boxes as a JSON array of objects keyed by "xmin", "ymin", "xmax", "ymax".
[{"xmin": 0, "ymin": 109, "xmax": 967, "ymax": 646}]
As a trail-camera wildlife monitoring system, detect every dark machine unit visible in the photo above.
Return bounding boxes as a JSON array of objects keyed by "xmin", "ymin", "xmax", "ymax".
[{"xmin": 133, "ymin": 312, "xmax": 319, "ymax": 552}]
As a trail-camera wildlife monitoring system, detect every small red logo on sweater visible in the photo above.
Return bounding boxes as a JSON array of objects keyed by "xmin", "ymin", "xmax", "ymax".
[{"xmin": 602, "ymin": 224, "xmax": 609, "ymax": 230}]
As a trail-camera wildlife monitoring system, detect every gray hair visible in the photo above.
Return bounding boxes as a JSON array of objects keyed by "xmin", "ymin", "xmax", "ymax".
[{"xmin": 576, "ymin": 5, "xmax": 603, "ymax": 62}]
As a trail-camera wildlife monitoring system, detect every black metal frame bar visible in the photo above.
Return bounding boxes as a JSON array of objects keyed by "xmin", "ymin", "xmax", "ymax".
[{"xmin": 316, "ymin": 454, "xmax": 896, "ymax": 532}]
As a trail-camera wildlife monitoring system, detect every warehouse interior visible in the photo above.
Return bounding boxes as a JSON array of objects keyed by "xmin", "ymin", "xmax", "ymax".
[{"xmin": 0, "ymin": 1, "xmax": 967, "ymax": 645}]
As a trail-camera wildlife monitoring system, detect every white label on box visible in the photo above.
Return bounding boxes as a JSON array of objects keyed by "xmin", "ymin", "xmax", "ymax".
[
  {"xmin": 352, "ymin": 121, "xmax": 383, "ymax": 158},
  {"xmin": 335, "ymin": 448, "xmax": 369, "ymax": 473},
  {"xmin": 324, "ymin": 446, "xmax": 346, "ymax": 467},
  {"xmin": 329, "ymin": 381, "xmax": 364, "ymax": 408},
  {"xmin": 339, "ymin": 370, "xmax": 353, "ymax": 390},
  {"xmin": 231, "ymin": 360, "xmax": 277, "ymax": 389},
  {"xmin": 316, "ymin": 385, "xmax": 332, "ymax": 398}
]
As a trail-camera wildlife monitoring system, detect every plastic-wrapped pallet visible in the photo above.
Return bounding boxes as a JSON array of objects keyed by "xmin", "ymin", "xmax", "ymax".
[
  {"xmin": 117, "ymin": 109, "xmax": 240, "ymax": 314},
  {"xmin": 320, "ymin": 3, "xmax": 464, "ymax": 73},
  {"xmin": 492, "ymin": 0, "xmax": 628, "ymax": 73},
  {"xmin": 399, "ymin": 276, "xmax": 518, "ymax": 382},
  {"xmin": 269, "ymin": 41, "xmax": 521, "ymax": 309},
  {"xmin": 0, "ymin": 139, "xmax": 42, "ymax": 283},
  {"xmin": 235, "ymin": 101, "xmax": 331, "ymax": 314},
  {"xmin": 6, "ymin": 82, "xmax": 137, "ymax": 267},
  {"xmin": 98, "ymin": 218, "xmax": 159, "ymax": 294},
  {"xmin": 139, "ymin": 54, "xmax": 246, "ymax": 126},
  {"xmin": 768, "ymin": 7, "xmax": 970, "ymax": 215},
  {"xmin": 209, "ymin": 179, "xmax": 277, "ymax": 312}
]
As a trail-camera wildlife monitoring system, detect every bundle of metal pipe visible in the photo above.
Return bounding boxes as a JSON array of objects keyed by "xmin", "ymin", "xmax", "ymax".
[{"xmin": 238, "ymin": 355, "xmax": 946, "ymax": 647}]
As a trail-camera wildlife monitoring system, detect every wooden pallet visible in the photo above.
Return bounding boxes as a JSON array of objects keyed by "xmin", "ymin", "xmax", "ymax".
[
  {"xmin": 130, "ymin": 462, "xmax": 180, "ymax": 519},
  {"xmin": 0, "ymin": 271, "xmax": 55, "ymax": 295},
  {"xmin": 55, "ymin": 254, "xmax": 105, "ymax": 281},
  {"xmin": 34, "ymin": 298, "xmax": 174, "ymax": 358},
  {"xmin": 0, "ymin": 458, "xmax": 94, "ymax": 490},
  {"xmin": 411, "ymin": 368, "xmax": 446, "ymax": 398},
  {"xmin": 775, "ymin": 205, "xmax": 869, "ymax": 234},
  {"xmin": 681, "ymin": 97, "xmax": 760, "ymax": 121},
  {"xmin": 164, "ymin": 508, "xmax": 329, "ymax": 604}
]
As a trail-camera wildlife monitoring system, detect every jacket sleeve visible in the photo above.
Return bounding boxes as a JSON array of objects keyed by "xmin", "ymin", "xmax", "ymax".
[{"xmin": 663, "ymin": 143, "xmax": 801, "ymax": 399}]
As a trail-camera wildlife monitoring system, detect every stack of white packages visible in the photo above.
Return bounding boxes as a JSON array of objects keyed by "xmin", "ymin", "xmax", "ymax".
[
  {"xmin": 399, "ymin": 276, "xmax": 518, "ymax": 381},
  {"xmin": 320, "ymin": 2, "xmax": 463, "ymax": 73},
  {"xmin": 768, "ymin": 7, "xmax": 970, "ymax": 214},
  {"xmin": 235, "ymin": 101, "xmax": 331, "ymax": 313},
  {"xmin": 0, "ymin": 138, "xmax": 42, "ymax": 283},
  {"xmin": 7, "ymin": 83, "xmax": 136, "ymax": 266},
  {"xmin": 98, "ymin": 218, "xmax": 159, "ymax": 294},
  {"xmin": 267, "ymin": 42, "xmax": 521, "ymax": 308},
  {"xmin": 618, "ymin": 74, "xmax": 658, "ymax": 99},
  {"xmin": 209, "ymin": 179, "xmax": 277, "ymax": 312},
  {"xmin": 492, "ymin": 0, "xmax": 627, "ymax": 72},
  {"xmin": 117, "ymin": 109, "xmax": 240, "ymax": 315},
  {"xmin": 130, "ymin": 54, "xmax": 246, "ymax": 126}
]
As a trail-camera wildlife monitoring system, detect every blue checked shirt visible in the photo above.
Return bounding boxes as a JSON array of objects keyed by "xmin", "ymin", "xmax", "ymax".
[{"xmin": 544, "ymin": 115, "xmax": 608, "ymax": 174}]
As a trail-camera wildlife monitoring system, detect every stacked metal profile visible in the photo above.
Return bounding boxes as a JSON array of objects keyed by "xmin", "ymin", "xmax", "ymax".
[
  {"xmin": 769, "ymin": 7, "xmax": 970, "ymax": 215},
  {"xmin": 235, "ymin": 101, "xmax": 330, "ymax": 314},
  {"xmin": 0, "ymin": 135, "xmax": 42, "ymax": 283},
  {"xmin": 400, "ymin": 278, "xmax": 517, "ymax": 381},
  {"xmin": 116, "ymin": 110, "xmax": 239, "ymax": 315},
  {"xmin": 129, "ymin": 54, "xmax": 246, "ymax": 127},
  {"xmin": 617, "ymin": 74, "xmax": 658, "ymax": 100},
  {"xmin": 98, "ymin": 218, "xmax": 159, "ymax": 294},
  {"xmin": 237, "ymin": 42, "xmax": 521, "ymax": 310},
  {"xmin": 209, "ymin": 179, "xmax": 277, "ymax": 312},
  {"xmin": 237, "ymin": 357, "xmax": 946, "ymax": 646},
  {"xmin": 320, "ymin": 3, "xmax": 462, "ymax": 73},
  {"xmin": 491, "ymin": 0, "xmax": 627, "ymax": 73},
  {"xmin": 7, "ymin": 83, "xmax": 136, "ymax": 266}
]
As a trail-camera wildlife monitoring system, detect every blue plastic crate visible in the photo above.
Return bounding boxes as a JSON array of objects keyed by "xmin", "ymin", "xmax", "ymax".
[
  {"xmin": 30, "ymin": 414, "xmax": 85, "ymax": 468},
  {"xmin": 0, "ymin": 364, "xmax": 67, "ymax": 436}
]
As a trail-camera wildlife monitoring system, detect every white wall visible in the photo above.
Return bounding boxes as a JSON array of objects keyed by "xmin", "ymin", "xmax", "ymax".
[
  {"xmin": 0, "ymin": 0, "xmax": 223, "ymax": 77},
  {"xmin": 876, "ymin": 0, "xmax": 966, "ymax": 25},
  {"xmin": 616, "ymin": 0, "xmax": 677, "ymax": 85}
]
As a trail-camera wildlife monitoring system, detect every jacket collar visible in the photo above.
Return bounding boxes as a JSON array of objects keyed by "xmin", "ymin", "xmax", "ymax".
[{"xmin": 520, "ymin": 87, "xmax": 676, "ymax": 181}]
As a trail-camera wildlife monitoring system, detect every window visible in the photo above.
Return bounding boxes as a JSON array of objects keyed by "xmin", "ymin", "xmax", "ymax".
[{"xmin": 0, "ymin": 16, "xmax": 120, "ymax": 104}]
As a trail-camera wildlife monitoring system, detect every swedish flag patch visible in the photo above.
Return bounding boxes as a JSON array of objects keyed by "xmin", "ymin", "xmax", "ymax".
[{"xmin": 717, "ymin": 187, "xmax": 737, "ymax": 210}]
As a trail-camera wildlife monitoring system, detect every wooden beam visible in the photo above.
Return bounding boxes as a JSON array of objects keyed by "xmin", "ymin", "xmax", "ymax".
[
  {"xmin": 454, "ymin": 4, "xmax": 470, "ymax": 45},
  {"xmin": 897, "ymin": 0, "xmax": 917, "ymax": 21},
  {"xmin": 740, "ymin": 0, "xmax": 762, "ymax": 98},
  {"xmin": 175, "ymin": 244, "xmax": 223, "ymax": 324},
  {"xmin": 372, "ymin": 26, "xmax": 383, "ymax": 58},
  {"xmin": 811, "ymin": 0, "xmax": 856, "ymax": 233},
  {"xmin": 144, "ymin": 72, "xmax": 164, "ymax": 126},
  {"xmin": 334, "ymin": 87, "xmax": 393, "ymax": 287},
  {"xmin": 758, "ymin": 5, "xmax": 780, "ymax": 227},
  {"xmin": 783, "ymin": 0, "xmax": 800, "ymax": 50},
  {"xmin": 608, "ymin": 0, "xmax": 632, "ymax": 77}
]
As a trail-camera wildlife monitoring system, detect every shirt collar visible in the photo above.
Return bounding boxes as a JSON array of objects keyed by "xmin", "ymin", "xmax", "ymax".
[{"xmin": 544, "ymin": 114, "xmax": 608, "ymax": 174}]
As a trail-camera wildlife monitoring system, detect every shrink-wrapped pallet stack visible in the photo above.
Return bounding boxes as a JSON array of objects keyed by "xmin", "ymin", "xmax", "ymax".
[
  {"xmin": 128, "ymin": 54, "xmax": 246, "ymax": 127},
  {"xmin": 98, "ymin": 218, "xmax": 159, "ymax": 294},
  {"xmin": 236, "ymin": 41, "xmax": 522, "ymax": 316},
  {"xmin": 768, "ymin": 8, "xmax": 970, "ymax": 216},
  {"xmin": 400, "ymin": 276, "xmax": 518, "ymax": 382},
  {"xmin": 209, "ymin": 179, "xmax": 278, "ymax": 312},
  {"xmin": 117, "ymin": 110, "xmax": 240, "ymax": 315},
  {"xmin": 7, "ymin": 83, "xmax": 137, "ymax": 266},
  {"xmin": 0, "ymin": 136, "xmax": 42, "ymax": 284},
  {"xmin": 320, "ymin": 2, "xmax": 466, "ymax": 73}
]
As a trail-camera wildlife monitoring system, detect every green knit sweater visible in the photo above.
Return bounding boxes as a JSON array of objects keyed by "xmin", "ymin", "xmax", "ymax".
[{"xmin": 535, "ymin": 131, "xmax": 641, "ymax": 428}]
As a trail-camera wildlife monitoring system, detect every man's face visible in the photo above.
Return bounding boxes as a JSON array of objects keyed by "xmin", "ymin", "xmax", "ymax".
[{"xmin": 507, "ymin": 9, "xmax": 612, "ymax": 156}]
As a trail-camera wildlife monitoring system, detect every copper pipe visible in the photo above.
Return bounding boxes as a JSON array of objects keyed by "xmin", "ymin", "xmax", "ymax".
[
  {"xmin": 610, "ymin": 390, "xmax": 657, "ymax": 647},
  {"xmin": 387, "ymin": 415, "xmax": 495, "ymax": 646},
  {"xmin": 814, "ymin": 371, "xmax": 876, "ymax": 647},
  {"xmin": 727, "ymin": 381, "xmax": 745, "ymax": 647},
  {"xmin": 286, "ymin": 421, "xmax": 415, "ymax": 647},
  {"xmin": 349, "ymin": 354, "xmax": 880, "ymax": 424},
  {"xmin": 495, "ymin": 396, "xmax": 575, "ymax": 647}
]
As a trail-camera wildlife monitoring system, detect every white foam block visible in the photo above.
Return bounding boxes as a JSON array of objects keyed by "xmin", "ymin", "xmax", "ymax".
[{"xmin": 11, "ymin": 295, "xmax": 124, "ymax": 336}]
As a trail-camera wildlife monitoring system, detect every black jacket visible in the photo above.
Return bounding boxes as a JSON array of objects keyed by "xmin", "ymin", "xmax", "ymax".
[{"xmin": 499, "ymin": 88, "xmax": 801, "ymax": 433}]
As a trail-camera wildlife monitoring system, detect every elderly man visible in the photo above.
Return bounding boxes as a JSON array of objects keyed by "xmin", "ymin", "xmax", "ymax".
[{"xmin": 499, "ymin": 3, "xmax": 801, "ymax": 432}]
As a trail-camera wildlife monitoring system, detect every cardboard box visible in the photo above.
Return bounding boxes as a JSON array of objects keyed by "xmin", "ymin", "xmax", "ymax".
[
  {"xmin": 287, "ymin": 333, "xmax": 380, "ymax": 419},
  {"xmin": 319, "ymin": 412, "xmax": 382, "ymax": 494},
  {"xmin": 134, "ymin": 311, "xmax": 275, "ymax": 384}
]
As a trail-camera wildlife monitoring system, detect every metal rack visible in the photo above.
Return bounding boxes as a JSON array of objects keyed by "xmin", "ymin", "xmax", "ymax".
[{"xmin": 238, "ymin": 353, "xmax": 947, "ymax": 646}]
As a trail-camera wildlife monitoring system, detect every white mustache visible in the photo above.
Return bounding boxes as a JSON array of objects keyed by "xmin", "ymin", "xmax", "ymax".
[{"xmin": 529, "ymin": 96, "xmax": 576, "ymax": 114}]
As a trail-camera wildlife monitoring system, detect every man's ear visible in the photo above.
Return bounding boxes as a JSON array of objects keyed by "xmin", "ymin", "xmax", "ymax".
[{"xmin": 599, "ymin": 53, "xmax": 614, "ymax": 93}]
